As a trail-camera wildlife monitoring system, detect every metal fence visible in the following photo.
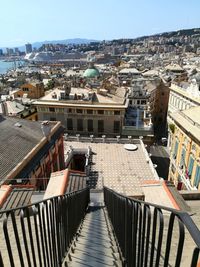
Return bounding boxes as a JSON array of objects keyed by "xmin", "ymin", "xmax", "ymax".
[
  {"xmin": 0, "ymin": 188, "xmax": 90, "ymax": 267},
  {"xmin": 104, "ymin": 187, "xmax": 200, "ymax": 267}
]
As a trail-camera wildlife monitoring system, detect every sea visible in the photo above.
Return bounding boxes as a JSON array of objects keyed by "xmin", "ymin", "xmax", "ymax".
[{"xmin": 0, "ymin": 60, "xmax": 25, "ymax": 74}]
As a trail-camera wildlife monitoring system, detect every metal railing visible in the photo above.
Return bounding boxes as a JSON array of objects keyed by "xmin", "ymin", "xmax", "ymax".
[
  {"xmin": 0, "ymin": 188, "xmax": 90, "ymax": 267},
  {"xmin": 104, "ymin": 187, "xmax": 200, "ymax": 267}
]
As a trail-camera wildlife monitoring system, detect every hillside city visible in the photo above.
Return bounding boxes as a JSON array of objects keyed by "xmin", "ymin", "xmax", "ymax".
[{"xmin": 0, "ymin": 28, "xmax": 200, "ymax": 266}]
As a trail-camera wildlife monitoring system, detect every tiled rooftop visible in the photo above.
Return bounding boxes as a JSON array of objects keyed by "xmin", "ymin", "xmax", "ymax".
[
  {"xmin": 0, "ymin": 116, "xmax": 56, "ymax": 182},
  {"xmin": 64, "ymin": 140, "xmax": 157, "ymax": 196}
]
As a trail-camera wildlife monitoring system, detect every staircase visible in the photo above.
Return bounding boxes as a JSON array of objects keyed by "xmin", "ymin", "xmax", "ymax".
[
  {"xmin": 0, "ymin": 188, "xmax": 199, "ymax": 267},
  {"xmin": 63, "ymin": 192, "xmax": 123, "ymax": 267}
]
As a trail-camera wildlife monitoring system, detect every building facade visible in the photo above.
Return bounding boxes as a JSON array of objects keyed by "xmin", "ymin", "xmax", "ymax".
[
  {"xmin": 25, "ymin": 43, "xmax": 32, "ymax": 54},
  {"xmin": 14, "ymin": 81, "xmax": 45, "ymax": 99},
  {"xmin": 34, "ymin": 85, "xmax": 128, "ymax": 137},
  {"xmin": 167, "ymin": 82, "xmax": 200, "ymax": 148},
  {"xmin": 0, "ymin": 117, "xmax": 65, "ymax": 190},
  {"xmin": 168, "ymin": 107, "xmax": 200, "ymax": 191}
]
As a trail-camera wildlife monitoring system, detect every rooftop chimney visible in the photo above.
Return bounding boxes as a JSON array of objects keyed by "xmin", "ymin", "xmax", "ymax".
[{"xmin": 41, "ymin": 121, "xmax": 51, "ymax": 139}]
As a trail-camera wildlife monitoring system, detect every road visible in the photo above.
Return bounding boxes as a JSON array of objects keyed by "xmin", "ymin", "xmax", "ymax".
[{"xmin": 150, "ymin": 144, "xmax": 170, "ymax": 180}]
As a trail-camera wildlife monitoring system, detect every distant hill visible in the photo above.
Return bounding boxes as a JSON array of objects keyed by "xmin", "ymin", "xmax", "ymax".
[
  {"xmin": 134, "ymin": 28, "xmax": 200, "ymax": 42},
  {"xmin": 1, "ymin": 38, "xmax": 99, "ymax": 52}
]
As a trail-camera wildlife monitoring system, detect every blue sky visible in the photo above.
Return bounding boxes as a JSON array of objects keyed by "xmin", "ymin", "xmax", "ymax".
[{"xmin": 0, "ymin": 0, "xmax": 200, "ymax": 47}]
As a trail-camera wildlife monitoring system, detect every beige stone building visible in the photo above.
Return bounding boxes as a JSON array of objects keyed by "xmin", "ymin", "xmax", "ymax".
[{"xmin": 34, "ymin": 85, "xmax": 128, "ymax": 137}]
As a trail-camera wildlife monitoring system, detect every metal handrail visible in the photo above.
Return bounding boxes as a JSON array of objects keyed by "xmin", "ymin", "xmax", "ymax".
[
  {"xmin": 0, "ymin": 188, "xmax": 90, "ymax": 267},
  {"xmin": 104, "ymin": 186, "xmax": 200, "ymax": 267}
]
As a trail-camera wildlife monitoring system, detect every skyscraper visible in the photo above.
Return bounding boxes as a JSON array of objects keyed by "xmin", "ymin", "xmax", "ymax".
[{"xmin": 25, "ymin": 43, "xmax": 32, "ymax": 54}]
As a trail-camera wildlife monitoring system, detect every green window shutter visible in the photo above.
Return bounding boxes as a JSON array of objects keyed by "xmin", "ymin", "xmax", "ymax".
[
  {"xmin": 194, "ymin": 165, "xmax": 200, "ymax": 188},
  {"xmin": 188, "ymin": 156, "xmax": 194, "ymax": 176},
  {"xmin": 173, "ymin": 141, "xmax": 179, "ymax": 159},
  {"xmin": 180, "ymin": 148, "xmax": 186, "ymax": 167}
]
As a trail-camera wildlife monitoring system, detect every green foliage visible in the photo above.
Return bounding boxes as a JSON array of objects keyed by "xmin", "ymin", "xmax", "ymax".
[
  {"xmin": 46, "ymin": 80, "xmax": 55, "ymax": 90},
  {"xmin": 169, "ymin": 123, "xmax": 175, "ymax": 134}
]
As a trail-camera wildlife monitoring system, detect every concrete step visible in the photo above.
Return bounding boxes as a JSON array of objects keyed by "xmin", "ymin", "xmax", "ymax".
[
  {"xmin": 64, "ymin": 203, "xmax": 123, "ymax": 267},
  {"xmin": 75, "ymin": 239, "xmax": 119, "ymax": 251},
  {"xmin": 66, "ymin": 258, "xmax": 120, "ymax": 267},
  {"xmin": 72, "ymin": 242, "xmax": 118, "ymax": 255},
  {"xmin": 78, "ymin": 231, "xmax": 114, "ymax": 242},
  {"xmin": 68, "ymin": 252, "xmax": 118, "ymax": 265}
]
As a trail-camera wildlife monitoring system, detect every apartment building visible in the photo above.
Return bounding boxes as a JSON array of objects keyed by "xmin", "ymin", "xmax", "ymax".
[
  {"xmin": 167, "ymin": 80, "xmax": 200, "ymax": 148},
  {"xmin": 168, "ymin": 106, "xmax": 200, "ymax": 191},
  {"xmin": 34, "ymin": 84, "xmax": 128, "ymax": 137}
]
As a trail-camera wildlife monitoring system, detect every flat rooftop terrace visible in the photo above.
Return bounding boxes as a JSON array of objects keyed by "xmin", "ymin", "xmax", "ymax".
[{"xmin": 64, "ymin": 137, "xmax": 159, "ymax": 197}]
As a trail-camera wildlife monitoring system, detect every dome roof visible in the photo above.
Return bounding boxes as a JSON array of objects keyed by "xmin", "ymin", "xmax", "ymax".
[{"xmin": 83, "ymin": 67, "xmax": 100, "ymax": 78}]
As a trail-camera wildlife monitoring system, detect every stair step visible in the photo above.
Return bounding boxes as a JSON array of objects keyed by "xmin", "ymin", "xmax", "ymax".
[
  {"xmin": 73, "ymin": 241, "xmax": 117, "ymax": 253},
  {"xmin": 80, "ymin": 222, "xmax": 113, "ymax": 232},
  {"xmin": 77, "ymin": 236, "xmax": 114, "ymax": 246},
  {"xmin": 78, "ymin": 231, "xmax": 113, "ymax": 242},
  {"xmin": 73, "ymin": 247, "xmax": 116, "ymax": 259},
  {"xmin": 66, "ymin": 258, "xmax": 117, "ymax": 267},
  {"xmin": 69, "ymin": 252, "xmax": 117, "ymax": 265},
  {"xmin": 73, "ymin": 245, "xmax": 118, "ymax": 257},
  {"xmin": 75, "ymin": 239, "xmax": 118, "ymax": 250},
  {"xmin": 64, "ymin": 199, "xmax": 123, "ymax": 267}
]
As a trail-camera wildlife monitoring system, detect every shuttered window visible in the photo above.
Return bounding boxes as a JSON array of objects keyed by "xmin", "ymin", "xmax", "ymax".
[
  {"xmin": 188, "ymin": 156, "xmax": 194, "ymax": 177},
  {"xmin": 194, "ymin": 165, "xmax": 200, "ymax": 188},
  {"xmin": 180, "ymin": 147, "xmax": 186, "ymax": 167},
  {"xmin": 173, "ymin": 140, "xmax": 179, "ymax": 159}
]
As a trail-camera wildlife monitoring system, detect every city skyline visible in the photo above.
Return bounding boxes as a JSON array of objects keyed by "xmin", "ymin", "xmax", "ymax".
[{"xmin": 0, "ymin": 0, "xmax": 200, "ymax": 47}]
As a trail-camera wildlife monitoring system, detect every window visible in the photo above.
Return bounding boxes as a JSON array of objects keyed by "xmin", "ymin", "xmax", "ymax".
[
  {"xmin": 49, "ymin": 107, "xmax": 55, "ymax": 112},
  {"xmin": 22, "ymin": 87, "xmax": 29, "ymax": 92},
  {"xmin": 77, "ymin": 109, "xmax": 83, "ymax": 114},
  {"xmin": 98, "ymin": 120, "xmax": 104, "ymax": 132},
  {"xmin": 77, "ymin": 119, "xmax": 83, "ymax": 131},
  {"xmin": 56, "ymin": 108, "xmax": 64, "ymax": 113},
  {"xmin": 113, "ymin": 121, "xmax": 120, "ymax": 133},
  {"xmin": 87, "ymin": 120, "xmax": 93, "ymax": 132},
  {"xmin": 50, "ymin": 117, "xmax": 56, "ymax": 121},
  {"xmin": 194, "ymin": 165, "xmax": 200, "ymax": 188},
  {"xmin": 67, "ymin": 118, "xmax": 73, "ymax": 130},
  {"xmin": 180, "ymin": 147, "xmax": 186, "ymax": 168},
  {"xmin": 98, "ymin": 110, "xmax": 104, "ymax": 115},
  {"xmin": 188, "ymin": 156, "xmax": 194, "ymax": 177},
  {"xmin": 129, "ymin": 100, "xmax": 132, "ymax": 105},
  {"xmin": 68, "ymin": 108, "xmax": 72, "ymax": 113},
  {"xmin": 87, "ymin": 109, "xmax": 93, "ymax": 114},
  {"xmin": 162, "ymin": 92, "xmax": 165, "ymax": 96},
  {"xmin": 141, "ymin": 100, "xmax": 146, "ymax": 105},
  {"xmin": 114, "ymin": 110, "xmax": 120, "ymax": 115},
  {"xmin": 173, "ymin": 140, "xmax": 179, "ymax": 159}
]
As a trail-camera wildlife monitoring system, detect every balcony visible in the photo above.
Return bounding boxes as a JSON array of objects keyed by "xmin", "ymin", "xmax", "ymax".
[
  {"xmin": 170, "ymin": 158, "xmax": 196, "ymax": 191},
  {"xmin": 122, "ymin": 124, "xmax": 154, "ymax": 136}
]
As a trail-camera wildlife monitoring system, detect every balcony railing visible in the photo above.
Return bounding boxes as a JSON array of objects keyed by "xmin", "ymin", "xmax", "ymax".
[
  {"xmin": 0, "ymin": 188, "xmax": 90, "ymax": 267},
  {"xmin": 104, "ymin": 187, "xmax": 200, "ymax": 267}
]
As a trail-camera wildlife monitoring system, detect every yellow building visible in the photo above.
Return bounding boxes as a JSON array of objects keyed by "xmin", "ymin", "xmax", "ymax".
[
  {"xmin": 168, "ymin": 106, "xmax": 200, "ymax": 191},
  {"xmin": 13, "ymin": 81, "xmax": 45, "ymax": 99}
]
